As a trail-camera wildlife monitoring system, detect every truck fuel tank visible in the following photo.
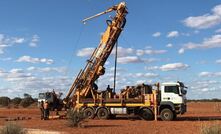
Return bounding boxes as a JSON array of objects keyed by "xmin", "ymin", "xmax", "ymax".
[{"xmin": 110, "ymin": 108, "xmax": 127, "ymax": 114}]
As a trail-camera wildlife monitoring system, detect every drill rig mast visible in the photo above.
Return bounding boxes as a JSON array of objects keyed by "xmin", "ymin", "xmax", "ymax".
[{"xmin": 64, "ymin": 2, "xmax": 128, "ymax": 109}]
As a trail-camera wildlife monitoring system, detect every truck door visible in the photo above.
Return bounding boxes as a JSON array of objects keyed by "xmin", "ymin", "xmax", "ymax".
[{"xmin": 161, "ymin": 85, "xmax": 181, "ymax": 104}]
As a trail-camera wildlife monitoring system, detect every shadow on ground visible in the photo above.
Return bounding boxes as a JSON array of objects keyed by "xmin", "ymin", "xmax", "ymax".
[
  {"xmin": 176, "ymin": 116, "xmax": 221, "ymax": 121},
  {"xmin": 85, "ymin": 124, "xmax": 122, "ymax": 128}
]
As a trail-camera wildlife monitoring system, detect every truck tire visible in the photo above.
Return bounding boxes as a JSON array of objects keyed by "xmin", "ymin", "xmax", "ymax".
[
  {"xmin": 140, "ymin": 108, "xmax": 154, "ymax": 121},
  {"xmin": 173, "ymin": 112, "xmax": 177, "ymax": 120},
  {"xmin": 97, "ymin": 107, "xmax": 109, "ymax": 119},
  {"xmin": 160, "ymin": 108, "xmax": 174, "ymax": 121},
  {"xmin": 83, "ymin": 107, "xmax": 95, "ymax": 119}
]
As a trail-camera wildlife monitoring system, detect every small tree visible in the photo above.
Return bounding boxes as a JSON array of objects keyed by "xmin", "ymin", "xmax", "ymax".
[
  {"xmin": 20, "ymin": 97, "xmax": 35, "ymax": 108},
  {"xmin": 23, "ymin": 93, "xmax": 31, "ymax": 99},
  {"xmin": 0, "ymin": 123, "xmax": 27, "ymax": 134},
  {"xmin": 11, "ymin": 97, "xmax": 22, "ymax": 106},
  {"xmin": 67, "ymin": 109, "xmax": 85, "ymax": 127},
  {"xmin": 20, "ymin": 93, "xmax": 34, "ymax": 108},
  {"xmin": 0, "ymin": 97, "xmax": 10, "ymax": 107}
]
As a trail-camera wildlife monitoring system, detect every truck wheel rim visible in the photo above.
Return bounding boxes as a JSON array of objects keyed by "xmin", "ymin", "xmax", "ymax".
[
  {"xmin": 101, "ymin": 112, "xmax": 105, "ymax": 116},
  {"xmin": 87, "ymin": 111, "xmax": 91, "ymax": 116},
  {"xmin": 164, "ymin": 113, "xmax": 169, "ymax": 118}
]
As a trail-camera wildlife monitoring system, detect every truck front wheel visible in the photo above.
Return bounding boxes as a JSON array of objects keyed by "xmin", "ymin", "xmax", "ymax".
[
  {"xmin": 160, "ymin": 108, "xmax": 174, "ymax": 121},
  {"xmin": 97, "ymin": 108, "xmax": 109, "ymax": 119}
]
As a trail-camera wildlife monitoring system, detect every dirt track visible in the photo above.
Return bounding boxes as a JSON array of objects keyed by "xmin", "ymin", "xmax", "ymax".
[{"xmin": 0, "ymin": 102, "xmax": 221, "ymax": 134}]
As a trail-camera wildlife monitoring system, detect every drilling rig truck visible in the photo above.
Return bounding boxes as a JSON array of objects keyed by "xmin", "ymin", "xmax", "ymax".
[{"xmin": 38, "ymin": 2, "xmax": 187, "ymax": 121}]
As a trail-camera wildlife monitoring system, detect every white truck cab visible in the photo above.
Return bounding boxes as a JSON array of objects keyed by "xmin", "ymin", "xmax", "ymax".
[
  {"xmin": 38, "ymin": 92, "xmax": 63, "ymax": 111},
  {"xmin": 158, "ymin": 81, "xmax": 187, "ymax": 120},
  {"xmin": 161, "ymin": 82, "xmax": 187, "ymax": 104}
]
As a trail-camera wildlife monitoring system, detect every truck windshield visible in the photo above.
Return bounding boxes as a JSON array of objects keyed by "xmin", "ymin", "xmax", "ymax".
[
  {"xmin": 39, "ymin": 93, "xmax": 45, "ymax": 99},
  {"xmin": 164, "ymin": 86, "xmax": 179, "ymax": 94}
]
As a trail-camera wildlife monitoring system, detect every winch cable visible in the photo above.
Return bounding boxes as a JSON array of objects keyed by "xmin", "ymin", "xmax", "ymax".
[
  {"xmin": 113, "ymin": 40, "xmax": 118, "ymax": 93},
  {"xmin": 64, "ymin": 24, "xmax": 85, "ymax": 77}
]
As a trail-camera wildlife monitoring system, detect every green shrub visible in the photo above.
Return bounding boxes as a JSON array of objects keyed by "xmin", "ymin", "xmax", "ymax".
[
  {"xmin": 67, "ymin": 109, "xmax": 85, "ymax": 127},
  {"xmin": 11, "ymin": 97, "xmax": 22, "ymax": 106},
  {"xmin": 201, "ymin": 123, "xmax": 221, "ymax": 134},
  {"xmin": 0, "ymin": 97, "xmax": 10, "ymax": 107},
  {"xmin": 20, "ymin": 97, "xmax": 34, "ymax": 108},
  {"xmin": 0, "ymin": 123, "xmax": 27, "ymax": 134}
]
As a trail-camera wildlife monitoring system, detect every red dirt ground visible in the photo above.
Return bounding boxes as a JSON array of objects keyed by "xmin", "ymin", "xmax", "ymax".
[{"xmin": 0, "ymin": 102, "xmax": 221, "ymax": 134}]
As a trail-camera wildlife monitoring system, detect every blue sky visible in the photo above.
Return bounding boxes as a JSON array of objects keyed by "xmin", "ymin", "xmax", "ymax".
[{"xmin": 0, "ymin": 0, "xmax": 221, "ymax": 99}]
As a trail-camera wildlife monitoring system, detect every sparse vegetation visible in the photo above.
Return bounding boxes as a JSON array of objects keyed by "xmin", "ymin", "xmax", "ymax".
[
  {"xmin": 67, "ymin": 109, "xmax": 86, "ymax": 128},
  {"xmin": 0, "ymin": 123, "xmax": 27, "ymax": 134},
  {"xmin": 201, "ymin": 122, "xmax": 221, "ymax": 134},
  {"xmin": 20, "ymin": 97, "xmax": 34, "ymax": 108},
  {"xmin": 11, "ymin": 97, "xmax": 22, "ymax": 106},
  {"xmin": 0, "ymin": 97, "xmax": 10, "ymax": 107},
  {"xmin": 0, "ymin": 93, "xmax": 37, "ymax": 108},
  {"xmin": 19, "ymin": 94, "xmax": 35, "ymax": 108}
]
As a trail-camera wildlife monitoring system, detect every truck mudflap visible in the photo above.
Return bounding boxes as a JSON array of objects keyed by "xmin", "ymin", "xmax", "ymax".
[
  {"xmin": 174, "ymin": 104, "xmax": 186, "ymax": 114},
  {"xmin": 180, "ymin": 104, "xmax": 187, "ymax": 114}
]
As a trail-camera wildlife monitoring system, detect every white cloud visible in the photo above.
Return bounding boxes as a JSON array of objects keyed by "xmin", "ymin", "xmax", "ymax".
[
  {"xmin": 190, "ymin": 80, "xmax": 219, "ymax": 92},
  {"xmin": 77, "ymin": 47, "xmax": 134, "ymax": 57},
  {"xmin": 0, "ymin": 34, "xmax": 25, "ymax": 54},
  {"xmin": 117, "ymin": 56, "xmax": 142, "ymax": 64},
  {"xmin": 145, "ymin": 66, "xmax": 159, "ymax": 71},
  {"xmin": 216, "ymin": 59, "xmax": 221, "ymax": 64},
  {"xmin": 13, "ymin": 37, "xmax": 25, "ymax": 44},
  {"xmin": 146, "ymin": 63, "xmax": 189, "ymax": 71},
  {"xmin": 179, "ymin": 34, "xmax": 221, "ymax": 54},
  {"xmin": 199, "ymin": 71, "xmax": 221, "ymax": 77},
  {"xmin": 135, "ymin": 80, "xmax": 146, "ymax": 84},
  {"xmin": 29, "ymin": 34, "xmax": 39, "ymax": 47},
  {"xmin": 183, "ymin": 4, "xmax": 221, "ymax": 29},
  {"xmin": 0, "ymin": 68, "xmax": 33, "ymax": 82},
  {"xmin": 152, "ymin": 32, "xmax": 161, "ymax": 37},
  {"xmin": 215, "ymin": 28, "xmax": 221, "ymax": 33},
  {"xmin": 213, "ymin": 5, "xmax": 221, "ymax": 15},
  {"xmin": 136, "ymin": 49, "xmax": 167, "ymax": 56},
  {"xmin": 160, "ymin": 63, "xmax": 189, "ymax": 71},
  {"xmin": 0, "ymin": 46, "xmax": 7, "ymax": 54},
  {"xmin": 167, "ymin": 31, "xmax": 179, "ymax": 38},
  {"xmin": 16, "ymin": 55, "xmax": 54, "ymax": 64},
  {"xmin": 132, "ymin": 73, "xmax": 159, "ymax": 78},
  {"xmin": 166, "ymin": 43, "xmax": 173, "ymax": 48},
  {"xmin": 178, "ymin": 48, "xmax": 185, "ymax": 54},
  {"xmin": 76, "ymin": 46, "xmax": 162, "ymax": 65},
  {"xmin": 77, "ymin": 46, "xmax": 166, "ymax": 58},
  {"xmin": 76, "ymin": 47, "xmax": 95, "ymax": 57},
  {"xmin": 27, "ymin": 66, "xmax": 67, "ymax": 74},
  {"xmin": 112, "ymin": 47, "xmax": 134, "ymax": 57},
  {"xmin": 77, "ymin": 46, "xmax": 134, "ymax": 57},
  {"xmin": 0, "ymin": 67, "xmax": 72, "ymax": 97},
  {"xmin": 117, "ymin": 56, "xmax": 157, "ymax": 64}
]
